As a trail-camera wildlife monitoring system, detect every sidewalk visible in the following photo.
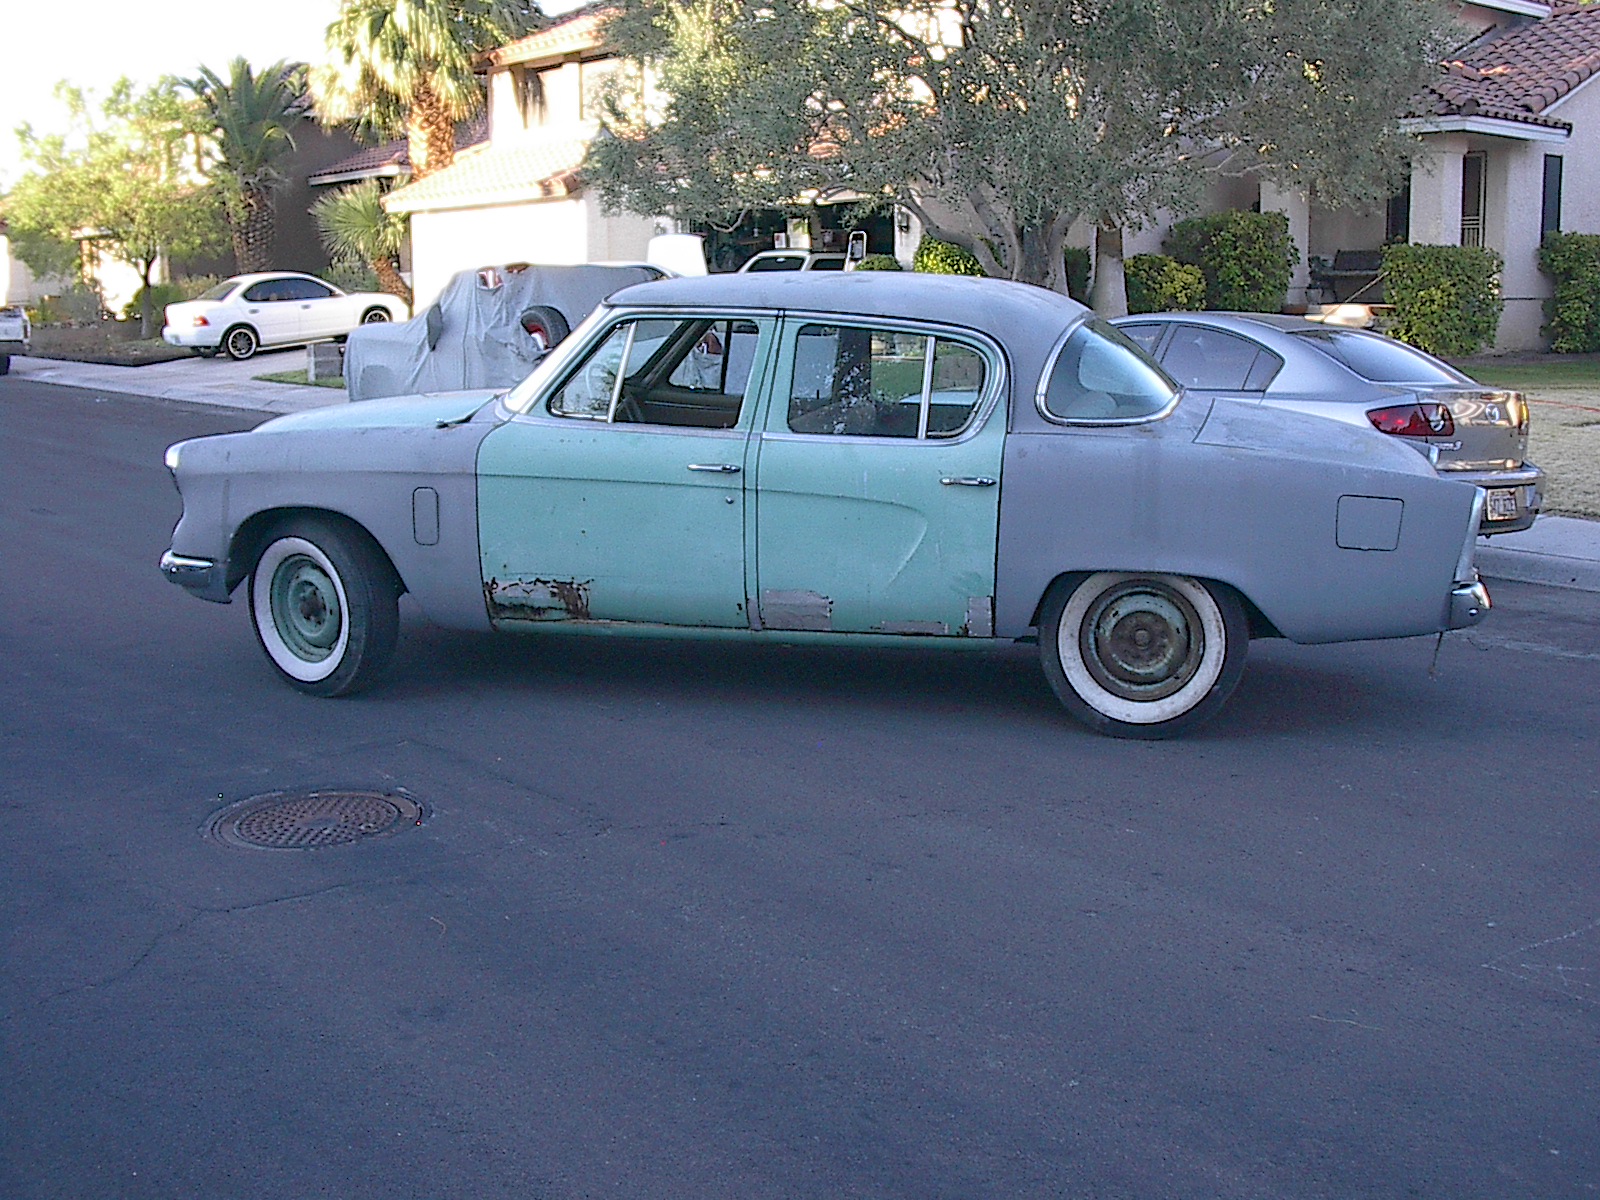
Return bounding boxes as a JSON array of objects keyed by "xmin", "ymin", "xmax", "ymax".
[
  {"xmin": 11, "ymin": 349, "xmax": 1600, "ymax": 594},
  {"xmin": 10, "ymin": 348, "xmax": 342, "ymax": 415}
]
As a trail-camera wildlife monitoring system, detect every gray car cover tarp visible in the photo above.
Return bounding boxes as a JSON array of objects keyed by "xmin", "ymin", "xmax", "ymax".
[{"xmin": 344, "ymin": 264, "xmax": 660, "ymax": 401}]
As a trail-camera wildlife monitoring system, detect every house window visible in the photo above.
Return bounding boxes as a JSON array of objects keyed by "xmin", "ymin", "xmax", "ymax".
[
  {"xmin": 1542, "ymin": 155, "xmax": 1564, "ymax": 241},
  {"xmin": 1460, "ymin": 152, "xmax": 1486, "ymax": 248},
  {"xmin": 1385, "ymin": 184, "xmax": 1411, "ymax": 244}
]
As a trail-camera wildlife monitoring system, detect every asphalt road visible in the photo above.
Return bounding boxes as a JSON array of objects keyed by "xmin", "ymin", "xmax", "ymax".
[{"xmin": 2, "ymin": 378, "xmax": 1597, "ymax": 1200}]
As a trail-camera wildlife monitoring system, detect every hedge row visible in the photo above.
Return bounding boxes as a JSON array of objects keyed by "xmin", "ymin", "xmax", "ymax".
[{"xmin": 1540, "ymin": 232, "xmax": 1600, "ymax": 353}]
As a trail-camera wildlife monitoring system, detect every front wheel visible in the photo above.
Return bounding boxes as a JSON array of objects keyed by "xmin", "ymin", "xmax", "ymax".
[
  {"xmin": 1039, "ymin": 572, "xmax": 1247, "ymax": 739},
  {"xmin": 248, "ymin": 520, "xmax": 399, "ymax": 697}
]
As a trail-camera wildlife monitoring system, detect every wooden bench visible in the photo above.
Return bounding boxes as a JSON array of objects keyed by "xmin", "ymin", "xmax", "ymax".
[{"xmin": 1310, "ymin": 249, "xmax": 1385, "ymax": 303}]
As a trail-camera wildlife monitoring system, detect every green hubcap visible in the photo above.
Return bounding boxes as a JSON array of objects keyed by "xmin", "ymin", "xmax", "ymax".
[{"xmin": 270, "ymin": 555, "xmax": 342, "ymax": 662}]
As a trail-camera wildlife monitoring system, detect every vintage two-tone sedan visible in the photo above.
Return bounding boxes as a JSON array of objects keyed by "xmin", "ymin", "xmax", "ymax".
[{"xmin": 160, "ymin": 273, "xmax": 1491, "ymax": 737}]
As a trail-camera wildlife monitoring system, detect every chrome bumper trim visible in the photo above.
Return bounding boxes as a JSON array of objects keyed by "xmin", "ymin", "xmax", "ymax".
[{"xmin": 1449, "ymin": 580, "xmax": 1492, "ymax": 629}]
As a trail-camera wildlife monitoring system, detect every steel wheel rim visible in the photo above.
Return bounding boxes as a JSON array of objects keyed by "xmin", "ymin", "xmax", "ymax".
[
  {"xmin": 269, "ymin": 554, "xmax": 343, "ymax": 662},
  {"xmin": 1077, "ymin": 581, "xmax": 1204, "ymax": 702}
]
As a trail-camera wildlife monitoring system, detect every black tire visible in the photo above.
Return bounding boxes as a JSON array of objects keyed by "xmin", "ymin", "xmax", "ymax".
[
  {"xmin": 1038, "ymin": 572, "xmax": 1248, "ymax": 739},
  {"xmin": 222, "ymin": 325, "xmax": 259, "ymax": 361},
  {"xmin": 0, "ymin": 354, "xmax": 9, "ymax": 375},
  {"xmin": 361, "ymin": 307, "xmax": 392, "ymax": 325},
  {"xmin": 518, "ymin": 304, "xmax": 570, "ymax": 351},
  {"xmin": 247, "ymin": 519, "xmax": 400, "ymax": 697},
  {"xmin": 194, "ymin": 347, "xmax": 219, "ymax": 359}
]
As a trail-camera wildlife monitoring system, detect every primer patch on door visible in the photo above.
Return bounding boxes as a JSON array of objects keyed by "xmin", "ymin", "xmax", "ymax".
[{"xmin": 760, "ymin": 589, "xmax": 833, "ymax": 632}]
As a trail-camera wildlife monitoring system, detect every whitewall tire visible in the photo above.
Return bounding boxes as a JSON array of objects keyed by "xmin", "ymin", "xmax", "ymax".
[
  {"xmin": 1040, "ymin": 572, "xmax": 1248, "ymax": 738},
  {"xmin": 248, "ymin": 520, "xmax": 399, "ymax": 697}
]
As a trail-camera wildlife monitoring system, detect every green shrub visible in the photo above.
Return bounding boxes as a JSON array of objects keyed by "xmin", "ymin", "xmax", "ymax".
[
  {"xmin": 1124, "ymin": 254, "xmax": 1206, "ymax": 314},
  {"xmin": 852, "ymin": 253, "xmax": 903, "ymax": 271},
  {"xmin": 1065, "ymin": 246, "xmax": 1091, "ymax": 303},
  {"xmin": 29, "ymin": 282, "xmax": 105, "ymax": 326},
  {"xmin": 322, "ymin": 260, "xmax": 380, "ymax": 294},
  {"xmin": 912, "ymin": 236, "xmax": 986, "ymax": 276},
  {"xmin": 121, "ymin": 281, "xmax": 189, "ymax": 323},
  {"xmin": 1165, "ymin": 210, "xmax": 1299, "ymax": 311},
  {"xmin": 1382, "ymin": 243, "xmax": 1503, "ymax": 356},
  {"xmin": 1539, "ymin": 232, "xmax": 1600, "ymax": 353}
]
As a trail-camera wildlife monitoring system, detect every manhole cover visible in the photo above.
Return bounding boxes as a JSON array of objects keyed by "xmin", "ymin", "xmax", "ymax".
[{"xmin": 207, "ymin": 788, "xmax": 425, "ymax": 851}]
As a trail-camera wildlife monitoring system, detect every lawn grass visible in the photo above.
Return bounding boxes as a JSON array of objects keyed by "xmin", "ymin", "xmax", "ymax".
[
  {"xmin": 252, "ymin": 369, "xmax": 348, "ymax": 389},
  {"xmin": 1462, "ymin": 362, "xmax": 1600, "ymax": 520}
]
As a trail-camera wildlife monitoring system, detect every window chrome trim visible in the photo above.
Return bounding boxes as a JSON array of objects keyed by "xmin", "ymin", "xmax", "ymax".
[
  {"xmin": 1034, "ymin": 316, "xmax": 1183, "ymax": 427},
  {"xmin": 771, "ymin": 312, "xmax": 1008, "ymax": 447}
]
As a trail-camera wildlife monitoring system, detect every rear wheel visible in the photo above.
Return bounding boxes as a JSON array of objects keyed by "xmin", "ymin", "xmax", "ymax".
[
  {"xmin": 1039, "ymin": 572, "xmax": 1247, "ymax": 738},
  {"xmin": 194, "ymin": 347, "xmax": 219, "ymax": 359},
  {"xmin": 248, "ymin": 519, "xmax": 399, "ymax": 697},
  {"xmin": 222, "ymin": 325, "xmax": 259, "ymax": 361},
  {"xmin": 0, "ymin": 354, "xmax": 9, "ymax": 375},
  {"xmin": 361, "ymin": 307, "xmax": 392, "ymax": 324}
]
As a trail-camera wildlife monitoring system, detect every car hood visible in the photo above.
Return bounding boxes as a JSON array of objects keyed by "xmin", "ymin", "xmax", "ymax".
[{"xmin": 256, "ymin": 390, "xmax": 502, "ymax": 434}]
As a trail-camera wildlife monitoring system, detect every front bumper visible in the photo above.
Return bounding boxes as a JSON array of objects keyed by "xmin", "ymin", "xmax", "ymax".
[{"xmin": 160, "ymin": 550, "xmax": 232, "ymax": 603}]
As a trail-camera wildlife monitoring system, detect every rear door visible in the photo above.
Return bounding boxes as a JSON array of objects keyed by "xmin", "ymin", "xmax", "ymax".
[{"xmin": 751, "ymin": 318, "xmax": 1006, "ymax": 636}]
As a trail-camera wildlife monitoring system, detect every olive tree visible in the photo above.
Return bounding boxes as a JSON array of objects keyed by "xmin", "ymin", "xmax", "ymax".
[
  {"xmin": 9, "ymin": 80, "xmax": 225, "ymax": 335},
  {"xmin": 589, "ymin": 0, "xmax": 1461, "ymax": 310}
]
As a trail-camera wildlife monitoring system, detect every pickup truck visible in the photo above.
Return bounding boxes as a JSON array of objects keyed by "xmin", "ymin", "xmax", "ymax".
[{"xmin": 0, "ymin": 304, "xmax": 30, "ymax": 374}]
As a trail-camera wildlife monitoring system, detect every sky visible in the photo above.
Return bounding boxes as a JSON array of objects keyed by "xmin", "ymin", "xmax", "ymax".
[{"xmin": 0, "ymin": 0, "xmax": 584, "ymax": 189}]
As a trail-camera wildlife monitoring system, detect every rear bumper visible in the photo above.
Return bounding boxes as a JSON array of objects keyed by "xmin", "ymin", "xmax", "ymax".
[
  {"xmin": 162, "ymin": 326, "xmax": 222, "ymax": 350},
  {"xmin": 1444, "ymin": 463, "xmax": 1544, "ymax": 535},
  {"xmin": 1448, "ymin": 579, "xmax": 1491, "ymax": 629}
]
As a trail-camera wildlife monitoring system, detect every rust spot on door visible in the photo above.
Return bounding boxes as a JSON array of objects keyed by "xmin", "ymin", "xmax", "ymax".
[{"xmin": 486, "ymin": 577, "xmax": 593, "ymax": 621}]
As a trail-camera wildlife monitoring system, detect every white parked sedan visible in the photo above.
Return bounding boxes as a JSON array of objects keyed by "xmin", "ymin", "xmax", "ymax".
[{"xmin": 162, "ymin": 273, "xmax": 410, "ymax": 361}]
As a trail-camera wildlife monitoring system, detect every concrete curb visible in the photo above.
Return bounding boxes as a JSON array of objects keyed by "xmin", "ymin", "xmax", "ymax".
[{"xmin": 1477, "ymin": 516, "xmax": 1600, "ymax": 594}]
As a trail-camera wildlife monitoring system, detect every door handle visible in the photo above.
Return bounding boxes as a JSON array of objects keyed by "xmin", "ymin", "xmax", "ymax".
[
  {"xmin": 688, "ymin": 463, "xmax": 741, "ymax": 474},
  {"xmin": 941, "ymin": 476, "xmax": 997, "ymax": 487}
]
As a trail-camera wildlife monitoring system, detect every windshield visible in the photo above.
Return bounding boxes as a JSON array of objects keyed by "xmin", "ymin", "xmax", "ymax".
[
  {"xmin": 1040, "ymin": 319, "xmax": 1179, "ymax": 422},
  {"xmin": 1293, "ymin": 328, "xmax": 1469, "ymax": 385}
]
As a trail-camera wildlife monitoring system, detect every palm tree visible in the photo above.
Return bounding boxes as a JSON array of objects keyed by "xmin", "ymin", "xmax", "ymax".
[
  {"xmin": 311, "ymin": 179, "xmax": 412, "ymax": 306},
  {"xmin": 186, "ymin": 58, "xmax": 306, "ymax": 272},
  {"xmin": 312, "ymin": 0, "xmax": 537, "ymax": 181}
]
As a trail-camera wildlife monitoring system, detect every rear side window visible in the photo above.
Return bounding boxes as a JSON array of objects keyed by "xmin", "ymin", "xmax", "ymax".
[
  {"xmin": 1040, "ymin": 320, "xmax": 1177, "ymax": 422},
  {"xmin": 786, "ymin": 323, "xmax": 989, "ymax": 439},
  {"xmin": 1292, "ymin": 328, "xmax": 1467, "ymax": 384},
  {"xmin": 1159, "ymin": 326, "xmax": 1267, "ymax": 390}
]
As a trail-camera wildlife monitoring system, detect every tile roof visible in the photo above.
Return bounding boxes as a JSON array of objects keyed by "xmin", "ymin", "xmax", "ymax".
[
  {"xmin": 308, "ymin": 114, "xmax": 490, "ymax": 185},
  {"xmin": 381, "ymin": 135, "xmax": 590, "ymax": 214},
  {"xmin": 1412, "ymin": 1, "xmax": 1600, "ymax": 132},
  {"xmin": 481, "ymin": 5, "xmax": 614, "ymax": 69}
]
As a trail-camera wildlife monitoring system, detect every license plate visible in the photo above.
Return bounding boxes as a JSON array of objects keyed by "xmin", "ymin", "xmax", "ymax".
[{"xmin": 1486, "ymin": 488, "xmax": 1520, "ymax": 521}]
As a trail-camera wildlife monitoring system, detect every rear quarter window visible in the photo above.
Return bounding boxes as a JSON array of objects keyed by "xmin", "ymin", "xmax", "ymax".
[{"xmin": 1040, "ymin": 320, "xmax": 1178, "ymax": 422}]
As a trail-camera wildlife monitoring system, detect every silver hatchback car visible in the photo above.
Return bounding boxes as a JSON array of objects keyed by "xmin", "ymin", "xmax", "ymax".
[{"xmin": 1112, "ymin": 312, "xmax": 1543, "ymax": 534}]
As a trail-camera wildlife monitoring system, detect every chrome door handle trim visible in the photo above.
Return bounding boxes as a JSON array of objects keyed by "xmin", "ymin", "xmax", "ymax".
[
  {"xmin": 941, "ymin": 476, "xmax": 997, "ymax": 487},
  {"xmin": 688, "ymin": 463, "xmax": 741, "ymax": 473}
]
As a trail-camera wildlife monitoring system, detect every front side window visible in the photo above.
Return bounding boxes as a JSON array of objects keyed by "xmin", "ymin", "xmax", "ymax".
[
  {"xmin": 1040, "ymin": 319, "xmax": 1177, "ymax": 422},
  {"xmin": 547, "ymin": 315, "xmax": 764, "ymax": 428},
  {"xmin": 786, "ymin": 323, "xmax": 989, "ymax": 439}
]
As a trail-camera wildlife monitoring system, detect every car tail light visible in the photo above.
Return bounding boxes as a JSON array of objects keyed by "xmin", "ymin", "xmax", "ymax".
[
  {"xmin": 192, "ymin": 315, "xmax": 210, "ymax": 328},
  {"xmin": 1367, "ymin": 402, "xmax": 1453, "ymax": 438}
]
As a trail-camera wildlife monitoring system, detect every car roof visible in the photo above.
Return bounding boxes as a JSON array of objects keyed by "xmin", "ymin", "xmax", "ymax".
[
  {"xmin": 607, "ymin": 271, "xmax": 1086, "ymax": 344},
  {"xmin": 226, "ymin": 271, "xmax": 323, "ymax": 285}
]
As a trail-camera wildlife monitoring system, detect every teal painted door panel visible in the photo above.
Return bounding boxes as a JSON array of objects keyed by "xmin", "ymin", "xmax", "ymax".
[
  {"xmin": 753, "ymin": 320, "xmax": 1005, "ymax": 636},
  {"xmin": 478, "ymin": 421, "xmax": 752, "ymax": 627}
]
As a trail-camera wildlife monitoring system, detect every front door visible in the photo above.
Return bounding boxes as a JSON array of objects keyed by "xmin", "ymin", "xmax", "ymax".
[
  {"xmin": 477, "ymin": 313, "xmax": 774, "ymax": 628},
  {"xmin": 752, "ymin": 318, "xmax": 1005, "ymax": 636}
]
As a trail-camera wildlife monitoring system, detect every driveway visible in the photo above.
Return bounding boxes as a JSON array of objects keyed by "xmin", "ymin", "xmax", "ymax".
[{"xmin": 12, "ymin": 345, "xmax": 343, "ymax": 414}]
